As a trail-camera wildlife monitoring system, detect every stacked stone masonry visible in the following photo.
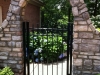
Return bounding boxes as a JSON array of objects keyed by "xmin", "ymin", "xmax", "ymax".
[
  {"xmin": 0, "ymin": 0, "xmax": 26, "ymax": 75},
  {"xmin": 70, "ymin": 0, "xmax": 100, "ymax": 75},
  {"xmin": 0, "ymin": 0, "xmax": 100, "ymax": 75}
]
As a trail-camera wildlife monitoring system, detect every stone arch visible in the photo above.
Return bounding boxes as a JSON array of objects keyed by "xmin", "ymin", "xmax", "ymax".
[{"xmin": 0, "ymin": 0, "xmax": 99, "ymax": 75}]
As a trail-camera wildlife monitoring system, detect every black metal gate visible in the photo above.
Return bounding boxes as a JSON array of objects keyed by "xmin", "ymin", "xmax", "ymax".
[{"xmin": 23, "ymin": 22, "xmax": 73, "ymax": 75}]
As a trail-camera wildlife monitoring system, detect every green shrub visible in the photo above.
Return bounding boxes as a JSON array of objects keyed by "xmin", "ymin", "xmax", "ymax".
[
  {"xmin": 0, "ymin": 67, "xmax": 14, "ymax": 75},
  {"xmin": 29, "ymin": 32, "xmax": 67, "ymax": 63},
  {"xmin": 96, "ymin": 74, "xmax": 100, "ymax": 75},
  {"xmin": 91, "ymin": 15, "xmax": 100, "ymax": 28}
]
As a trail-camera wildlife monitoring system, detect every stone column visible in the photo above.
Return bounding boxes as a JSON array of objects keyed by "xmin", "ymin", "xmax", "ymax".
[
  {"xmin": 70, "ymin": 0, "xmax": 100, "ymax": 75},
  {"xmin": 0, "ymin": 0, "xmax": 26, "ymax": 75}
]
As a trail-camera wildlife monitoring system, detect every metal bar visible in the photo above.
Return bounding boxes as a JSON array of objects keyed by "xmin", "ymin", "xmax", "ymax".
[
  {"xmin": 32, "ymin": 25, "xmax": 35, "ymax": 75},
  {"xmin": 69, "ymin": 23, "xmax": 73, "ymax": 75},
  {"xmin": 26, "ymin": 22, "xmax": 30, "ymax": 75},
  {"xmin": 29, "ymin": 28, "xmax": 68, "ymax": 31},
  {"xmin": 67, "ymin": 23, "xmax": 70, "ymax": 75},
  {"xmin": 22, "ymin": 22, "xmax": 26, "ymax": 75},
  {"xmin": 68, "ymin": 7, "xmax": 71, "ymax": 22},
  {"xmin": 94, "ymin": 0, "xmax": 98, "ymax": 16}
]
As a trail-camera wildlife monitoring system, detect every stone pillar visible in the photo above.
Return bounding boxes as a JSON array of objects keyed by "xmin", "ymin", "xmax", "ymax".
[
  {"xmin": 70, "ymin": 0, "xmax": 100, "ymax": 75},
  {"xmin": 0, "ymin": 0, "xmax": 26, "ymax": 75}
]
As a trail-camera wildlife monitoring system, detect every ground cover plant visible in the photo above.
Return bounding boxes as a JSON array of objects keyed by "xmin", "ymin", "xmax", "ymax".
[{"xmin": 0, "ymin": 67, "xmax": 14, "ymax": 75}]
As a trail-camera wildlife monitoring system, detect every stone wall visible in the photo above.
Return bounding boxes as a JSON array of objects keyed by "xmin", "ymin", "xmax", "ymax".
[
  {"xmin": 0, "ymin": 0, "xmax": 100, "ymax": 75},
  {"xmin": 70, "ymin": 0, "xmax": 100, "ymax": 75},
  {"xmin": 0, "ymin": 0, "xmax": 24, "ymax": 75}
]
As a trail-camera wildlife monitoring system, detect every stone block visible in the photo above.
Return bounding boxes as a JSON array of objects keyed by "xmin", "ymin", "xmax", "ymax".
[
  {"xmin": 15, "ymin": 57, "xmax": 22, "ymax": 61},
  {"xmin": 7, "ymin": 12, "xmax": 12, "ymax": 16},
  {"xmin": 79, "ymin": 7, "xmax": 88, "ymax": 14},
  {"xmin": 78, "ymin": 55, "xmax": 87, "ymax": 58},
  {"xmin": 0, "ymin": 34, "xmax": 3, "ymax": 37},
  {"xmin": 80, "ymin": 52, "xmax": 94, "ymax": 55},
  {"xmin": 95, "ymin": 30, "xmax": 100, "ymax": 35},
  {"xmin": 6, "ymin": 16, "xmax": 11, "ymax": 21},
  {"xmin": 10, "ymin": 25, "xmax": 17, "ymax": 27},
  {"xmin": 2, "ymin": 19, "xmax": 8, "ymax": 28},
  {"xmin": 16, "ymin": 32, "xmax": 22, "ymax": 35},
  {"xmin": 19, "ymin": 61, "xmax": 23, "ymax": 64},
  {"xmin": 87, "ymin": 19, "xmax": 92, "ymax": 25},
  {"xmin": 16, "ymin": 16, "xmax": 21, "ymax": 20},
  {"xmin": 89, "ymin": 24, "xmax": 96, "ymax": 32},
  {"xmin": 93, "ymin": 60, "xmax": 100, "ymax": 65},
  {"xmin": 84, "ymin": 60, "xmax": 92, "ymax": 65},
  {"xmin": 81, "ymin": 39, "xmax": 100, "ymax": 44},
  {"xmin": 7, "ymin": 60, "xmax": 17, "ymax": 64},
  {"xmin": 79, "ymin": 44, "xmax": 99, "ymax": 52},
  {"xmin": 82, "ymin": 71, "xmax": 92, "ymax": 75},
  {"xmin": 11, "ymin": 0, "xmax": 19, "ymax": 5},
  {"xmin": 12, "ymin": 36, "xmax": 22, "ymax": 40},
  {"xmin": 83, "ymin": 65, "xmax": 93, "ymax": 70},
  {"xmin": 74, "ymin": 17, "xmax": 84, "ymax": 21},
  {"xmin": 1, "ymin": 37, "xmax": 11, "ymax": 41},
  {"xmin": 9, "ymin": 21, "xmax": 21, "ymax": 25},
  {"xmin": 0, "ymin": 52, "xmax": 8, "ymax": 56},
  {"xmin": 0, "ymin": 47, "xmax": 11, "ymax": 51},
  {"xmin": 10, "ymin": 28, "xmax": 17, "ymax": 31},
  {"xmin": 89, "ymin": 56, "xmax": 100, "ymax": 60},
  {"xmin": 15, "ymin": 0, "xmax": 20, "ymax": 1},
  {"xmin": 16, "ymin": 42, "xmax": 22, "ymax": 47},
  {"xmin": 80, "ymin": 0, "xmax": 84, "ymax": 3},
  {"xmin": 18, "ymin": 53, "xmax": 23, "ymax": 57},
  {"xmin": 12, "ymin": 48, "xmax": 22, "ymax": 52},
  {"xmin": 8, "ymin": 4, "xmax": 13, "ymax": 12},
  {"xmin": 73, "ymin": 59, "xmax": 82, "ymax": 66},
  {"xmin": 22, "ymin": 11, "xmax": 25, "ymax": 16},
  {"xmin": 74, "ymin": 21, "xmax": 78, "ymax": 25},
  {"xmin": 9, "ymin": 52, "xmax": 18, "ymax": 57},
  {"xmin": 0, "ymin": 42, "xmax": 6, "ymax": 46},
  {"xmin": 78, "ymin": 4, "xmax": 86, "ymax": 10},
  {"xmin": 74, "ymin": 25, "xmax": 88, "ymax": 31},
  {"xmin": 12, "ymin": 6, "xmax": 21, "ymax": 15},
  {"xmin": 95, "ymin": 53, "xmax": 100, "ymax": 55},
  {"xmin": 5, "ymin": 34, "xmax": 11, "ymax": 37},
  {"xmin": 94, "ymin": 35, "xmax": 100, "ymax": 40},
  {"xmin": 4, "ymin": 28, "xmax": 9, "ymax": 32},
  {"xmin": 8, "ymin": 64, "xmax": 16, "ymax": 68},
  {"xmin": 0, "ymin": 27, "xmax": 2, "ymax": 31},
  {"xmin": 79, "ymin": 32, "xmax": 93, "ymax": 38},
  {"xmin": 74, "ymin": 39, "xmax": 81, "ymax": 43},
  {"xmin": 8, "ymin": 41, "xmax": 16, "ymax": 47},
  {"xmin": 78, "ymin": 21, "xmax": 87, "ymax": 25},
  {"xmin": 82, "ymin": 12, "xmax": 90, "ymax": 20},
  {"xmin": 16, "ymin": 65, "xmax": 23, "ymax": 69},
  {"xmin": 4, "ymin": 31, "xmax": 16, "ymax": 34},
  {"xmin": 73, "ymin": 55, "xmax": 77, "ymax": 58},
  {"xmin": 11, "ymin": 15, "xmax": 16, "ymax": 20},
  {"xmin": 19, "ymin": 0, "xmax": 26, "ymax": 7},
  {"xmin": 0, "ymin": 56, "xmax": 7, "ymax": 59},
  {"xmin": 94, "ymin": 65, "xmax": 100, "ymax": 72},
  {"xmin": 73, "ymin": 43, "xmax": 78, "ymax": 50},
  {"xmin": 73, "ymin": 33, "xmax": 78, "ymax": 38},
  {"xmin": 72, "ymin": 7, "xmax": 79, "ymax": 16},
  {"xmin": 88, "ymin": 27, "xmax": 92, "ymax": 31},
  {"xmin": 70, "ymin": 0, "xmax": 80, "ymax": 6}
]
